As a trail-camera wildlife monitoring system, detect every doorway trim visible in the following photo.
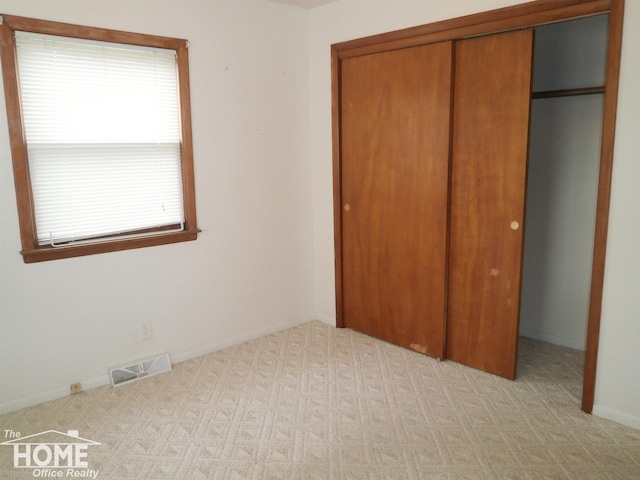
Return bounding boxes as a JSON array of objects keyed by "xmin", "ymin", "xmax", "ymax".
[{"xmin": 331, "ymin": 0, "xmax": 624, "ymax": 414}]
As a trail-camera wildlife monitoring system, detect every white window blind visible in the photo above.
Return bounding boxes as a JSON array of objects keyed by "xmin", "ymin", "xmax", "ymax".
[{"xmin": 15, "ymin": 31, "xmax": 184, "ymax": 246}]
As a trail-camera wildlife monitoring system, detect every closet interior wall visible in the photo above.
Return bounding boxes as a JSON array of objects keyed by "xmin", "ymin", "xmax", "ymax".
[{"xmin": 520, "ymin": 14, "xmax": 609, "ymax": 351}]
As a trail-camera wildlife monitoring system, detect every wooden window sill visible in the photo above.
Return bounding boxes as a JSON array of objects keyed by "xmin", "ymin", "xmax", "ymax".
[{"xmin": 21, "ymin": 229, "xmax": 199, "ymax": 263}]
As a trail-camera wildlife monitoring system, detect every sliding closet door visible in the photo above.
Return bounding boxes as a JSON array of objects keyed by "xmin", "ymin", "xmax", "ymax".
[
  {"xmin": 446, "ymin": 30, "xmax": 534, "ymax": 379},
  {"xmin": 340, "ymin": 42, "xmax": 453, "ymax": 358}
]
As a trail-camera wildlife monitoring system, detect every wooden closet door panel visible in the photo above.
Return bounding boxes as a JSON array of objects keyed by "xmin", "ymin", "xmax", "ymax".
[
  {"xmin": 446, "ymin": 30, "xmax": 534, "ymax": 379},
  {"xmin": 340, "ymin": 42, "xmax": 453, "ymax": 358}
]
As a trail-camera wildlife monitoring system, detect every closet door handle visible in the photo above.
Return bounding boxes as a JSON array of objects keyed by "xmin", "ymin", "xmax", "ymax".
[
  {"xmin": 510, "ymin": 220, "xmax": 520, "ymax": 230},
  {"xmin": 344, "ymin": 204, "xmax": 351, "ymax": 212}
]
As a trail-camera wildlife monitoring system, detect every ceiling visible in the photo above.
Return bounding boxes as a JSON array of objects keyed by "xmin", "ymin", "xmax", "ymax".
[{"xmin": 267, "ymin": 0, "xmax": 337, "ymax": 9}]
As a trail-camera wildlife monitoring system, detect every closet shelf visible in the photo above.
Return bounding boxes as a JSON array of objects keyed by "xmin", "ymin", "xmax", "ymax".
[{"xmin": 532, "ymin": 86, "xmax": 605, "ymax": 99}]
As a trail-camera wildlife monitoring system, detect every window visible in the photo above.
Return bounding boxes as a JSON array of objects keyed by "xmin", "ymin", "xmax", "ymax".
[{"xmin": 0, "ymin": 15, "xmax": 198, "ymax": 263}]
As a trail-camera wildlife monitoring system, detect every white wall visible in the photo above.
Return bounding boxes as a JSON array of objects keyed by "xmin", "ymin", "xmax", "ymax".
[
  {"xmin": 0, "ymin": 0, "xmax": 315, "ymax": 413},
  {"xmin": 592, "ymin": 0, "xmax": 640, "ymax": 430},
  {"xmin": 309, "ymin": 0, "xmax": 640, "ymax": 430}
]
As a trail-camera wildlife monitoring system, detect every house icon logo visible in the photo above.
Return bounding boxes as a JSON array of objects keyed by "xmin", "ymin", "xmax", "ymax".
[{"xmin": 1, "ymin": 429, "xmax": 100, "ymax": 477}]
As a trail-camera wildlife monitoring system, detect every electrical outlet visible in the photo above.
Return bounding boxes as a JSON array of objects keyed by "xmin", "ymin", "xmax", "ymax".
[
  {"xmin": 70, "ymin": 383, "xmax": 82, "ymax": 394},
  {"xmin": 140, "ymin": 321, "xmax": 153, "ymax": 340}
]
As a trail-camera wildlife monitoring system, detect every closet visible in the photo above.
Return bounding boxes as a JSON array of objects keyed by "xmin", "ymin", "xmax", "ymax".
[
  {"xmin": 341, "ymin": 29, "xmax": 533, "ymax": 380},
  {"xmin": 340, "ymin": 30, "xmax": 533, "ymax": 379},
  {"xmin": 340, "ymin": 41, "xmax": 452, "ymax": 361},
  {"xmin": 446, "ymin": 31, "xmax": 533, "ymax": 380},
  {"xmin": 521, "ymin": 14, "xmax": 608, "ymax": 352},
  {"xmin": 332, "ymin": 0, "xmax": 623, "ymax": 411}
]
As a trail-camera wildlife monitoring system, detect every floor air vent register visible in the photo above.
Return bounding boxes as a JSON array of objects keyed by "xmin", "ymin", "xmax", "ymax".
[{"xmin": 108, "ymin": 353, "xmax": 172, "ymax": 387}]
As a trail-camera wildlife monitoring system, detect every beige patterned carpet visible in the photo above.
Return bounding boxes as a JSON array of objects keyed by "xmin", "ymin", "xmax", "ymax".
[{"xmin": 1, "ymin": 321, "xmax": 640, "ymax": 479}]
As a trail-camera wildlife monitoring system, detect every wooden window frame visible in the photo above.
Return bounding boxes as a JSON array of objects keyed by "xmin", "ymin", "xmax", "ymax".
[
  {"xmin": 0, "ymin": 14, "xmax": 199, "ymax": 263},
  {"xmin": 331, "ymin": 0, "xmax": 624, "ymax": 414}
]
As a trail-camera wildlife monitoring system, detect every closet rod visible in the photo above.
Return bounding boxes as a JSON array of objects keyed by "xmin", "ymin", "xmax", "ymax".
[{"xmin": 532, "ymin": 86, "xmax": 605, "ymax": 99}]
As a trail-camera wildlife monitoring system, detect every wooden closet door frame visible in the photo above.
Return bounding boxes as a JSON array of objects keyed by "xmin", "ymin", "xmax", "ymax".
[{"xmin": 331, "ymin": 0, "xmax": 624, "ymax": 414}]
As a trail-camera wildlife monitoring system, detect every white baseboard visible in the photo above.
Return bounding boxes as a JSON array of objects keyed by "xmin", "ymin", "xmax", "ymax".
[
  {"xmin": 0, "ymin": 317, "xmax": 313, "ymax": 416},
  {"xmin": 169, "ymin": 317, "xmax": 309, "ymax": 364},
  {"xmin": 313, "ymin": 314, "xmax": 336, "ymax": 326},
  {"xmin": 519, "ymin": 328, "xmax": 586, "ymax": 351},
  {"xmin": 0, "ymin": 375, "xmax": 112, "ymax": 415},
  {"xmin": 593, "ymin": 405, "xmax": 640, "ymax": 431}
]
